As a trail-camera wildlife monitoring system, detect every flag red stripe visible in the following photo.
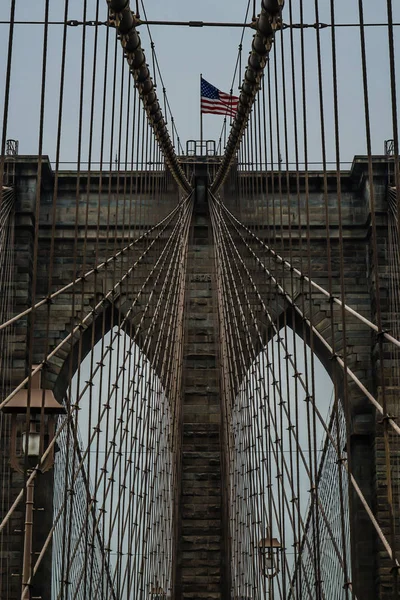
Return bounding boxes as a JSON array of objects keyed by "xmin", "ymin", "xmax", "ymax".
[
  {"xmin": 201, "ymin": 101, "xmax": 238, "ymax": 110},
  {"xmin": 219, "ymin": 91, "xmax": 239, "ymax": 103},
  {"xmin": 202, "ymin": 109, "xmax": 236, "ymax": 117},
  {"xmin": 201, "ymin": 106, "xmax": 237, "ymax": 117},
  {"xmin": 201, "ymin": 98, "xmax": 238, "ymax": 117},
  {"xmin": 201, "ymin": 98, "xmax": 239, "ymax": 108},
  {"xmin": 202, "ymin": 96, "xmax": 238, "ymax": 106}
]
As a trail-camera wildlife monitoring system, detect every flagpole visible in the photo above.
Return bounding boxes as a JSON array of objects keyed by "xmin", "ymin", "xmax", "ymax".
[{"xmin": 200, "ymin": 73, "xmax": 203, "ymax": 156}]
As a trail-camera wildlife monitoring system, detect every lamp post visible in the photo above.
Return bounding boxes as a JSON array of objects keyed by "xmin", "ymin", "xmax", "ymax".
[
  {"xmin": 1, "ymin": 366, "xmax": 65, "ymax": 599},
  {"xmin": 258, "ymin": 530, "xmax": 281, "ymax": 597}
]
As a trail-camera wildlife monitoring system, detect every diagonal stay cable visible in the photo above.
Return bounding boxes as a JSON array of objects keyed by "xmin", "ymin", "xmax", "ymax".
[
  {"xmin": 0, "ymin": 201, "xmax": 186, "ymax": 333},
  {"xmin": 211, "ymin": 193, "xmax": 400, "ymax": 437},
  {"xmin": 69, "ymin": 197, "xmax": 192, "ymax": 597},
  {"xmin": 211, "ymin": 191, "xmax": 399, "ymax": 584},
  {"xmin": 0, "ymin": 193, "xmax": 192, "ymax": 409},
  {"xmin": 0, "ymin": 194, "xmax": 192, "ymax": 540},
  {"xmin": 220, "ymin": 200, "xmax": 400, "ymax": 350},
  {"xmin": 211, "ymin": 202, "xmax": 318, "ymax": 597},
  {"xmin": 210, "ymin": 195, "xmax": 354, "ymax": 593}
]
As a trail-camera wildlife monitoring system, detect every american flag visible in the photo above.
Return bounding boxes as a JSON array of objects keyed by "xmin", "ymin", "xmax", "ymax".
[{"xmin": 201, "ymin": 77, "xmax": 239, "ymax": 118}]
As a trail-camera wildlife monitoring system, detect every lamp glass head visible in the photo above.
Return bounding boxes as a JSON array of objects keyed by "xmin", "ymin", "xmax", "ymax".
[{"xmin": 21, "ymin": 423, "xmax": 41, "ymax": 457}]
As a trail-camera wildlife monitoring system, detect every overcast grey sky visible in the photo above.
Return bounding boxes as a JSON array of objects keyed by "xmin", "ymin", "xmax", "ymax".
[
  {"xmin": 144, "ymin": 0, "xmax": 400, "ymax": 163},
  {"xmin": 1, "ymin": 1, "xmax": 399, "ymax": 167}
]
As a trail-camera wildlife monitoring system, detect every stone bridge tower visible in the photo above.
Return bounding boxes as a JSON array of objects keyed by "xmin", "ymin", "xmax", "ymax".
[{"xmin": 1, "ymin": 154, "xmax": 398, "ymax": 599}]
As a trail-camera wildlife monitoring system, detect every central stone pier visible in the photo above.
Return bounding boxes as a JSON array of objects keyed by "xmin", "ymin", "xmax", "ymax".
[{"xmin": 176, "ymin": 170, "xmax": 224, "ymax": 600}]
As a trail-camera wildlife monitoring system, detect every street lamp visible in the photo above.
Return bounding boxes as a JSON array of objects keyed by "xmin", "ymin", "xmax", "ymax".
[
  {"xmin": 1, "ymin": 366, "xmax": 65, "ymax": 598},
  {"xmin": 2, "ymin": 367, "xmax": 65, "ymax": 473},
  {"xmin": 258, "ymin": 530, "xmax": 281, "ymax": 579}
]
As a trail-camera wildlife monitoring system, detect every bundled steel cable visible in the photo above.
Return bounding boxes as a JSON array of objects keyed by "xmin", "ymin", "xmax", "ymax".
[
  {"xmin": 212, "ymin": 0, "xmax": 285, "ymax": 193},
  {"xmin": 107, "ymin": 0, "xmax": 191, "ymax": 194}
]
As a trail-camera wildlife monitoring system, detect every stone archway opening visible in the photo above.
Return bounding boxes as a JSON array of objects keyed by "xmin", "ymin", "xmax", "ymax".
[
  {"xmin": 51, "ymin": 326, "xmax": 174, "ymax": 600},
  {"xmin": 228, "ymin": 327, "xmax": 352, "ymax": 599}
]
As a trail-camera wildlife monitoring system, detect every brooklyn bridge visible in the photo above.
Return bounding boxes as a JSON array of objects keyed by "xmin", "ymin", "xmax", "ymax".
[{"xmin": 0, "ymin": 1, "xmax": 400, "ymax": 599}]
